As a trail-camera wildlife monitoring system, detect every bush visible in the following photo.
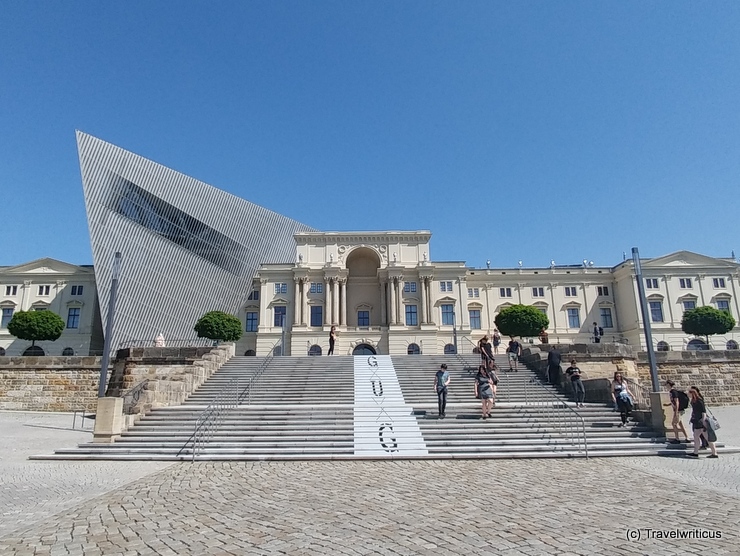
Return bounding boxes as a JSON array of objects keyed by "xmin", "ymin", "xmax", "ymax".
[
  {"xmin": 494, "ymin": 304, "xmax": 549, "ymax": 338},
  {"xmin": 194, "ymin": 311, "xmax": 243, "ymax": 343},
  {"xmin": 7, "ymin": 310, "xmax": 65, "ymax": 348}
]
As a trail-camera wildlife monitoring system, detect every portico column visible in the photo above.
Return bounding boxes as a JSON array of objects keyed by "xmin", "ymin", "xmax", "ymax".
[
  {"xmin": 426, "ymin": 279, "xmax": 433, "ymax": 324},
  {"xmin": 293, "ymin": 279, "xmax": 301, "ymax": 326},
  {"xmin": 332, "ymin": 278, "xmax": 339, "ymax": 325},
  {"xmin": 259, "ymin": 279, "xmax": 268, "ymax": 329},
  {"xmin": 420, "ymin": 277, "xmax": 428, "ymax": 324},
  {"xmin": 324, "ymin": 278, "xmax": 331, "ymax": 325},
  {"xmin": 302, "ymin": 278, "xmax": 309, "ymax": 326},
  {"xmin": 340, "ymin": 279, "xmax": 347, "ymax": 326},
  {"xmin": 389, "ymin": 278, "xmax": 397, "ymax": 325},
  {"xmin": 380, "ymin": 280, "xmax": 387, "ymax": 325}
]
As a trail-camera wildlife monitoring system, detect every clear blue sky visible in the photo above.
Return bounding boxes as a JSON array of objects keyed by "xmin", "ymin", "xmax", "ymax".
[{"xmin": 2, "ymin": 2, "xmax": 740, "ymax": 269}]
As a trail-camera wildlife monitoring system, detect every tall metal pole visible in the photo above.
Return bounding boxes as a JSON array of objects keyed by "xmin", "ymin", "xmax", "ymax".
[
  {"xmin": 280, "ymin": 314, "xmax": 286, "ymax": 356},
  {"xmin": 98, "ymin": 252, "xmax": 122, "ymax": 398},
  {"xmin": 452, "ymin": 312, "xmax": 458, "ymax": 354},
  {"xmin": 632, "ymin": 248, "xmax": 660, "ymax": 392}
]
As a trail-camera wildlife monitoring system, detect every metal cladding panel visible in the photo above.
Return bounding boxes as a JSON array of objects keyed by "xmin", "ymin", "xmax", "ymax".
[{"xmin": 76, "ymin": 131, "xmax": 315, "ymax": 350}]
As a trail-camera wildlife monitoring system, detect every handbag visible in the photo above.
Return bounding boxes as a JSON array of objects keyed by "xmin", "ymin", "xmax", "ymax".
[{"xmin": 706, "ymin": 408, "xmax": 720, "ymax": 431}]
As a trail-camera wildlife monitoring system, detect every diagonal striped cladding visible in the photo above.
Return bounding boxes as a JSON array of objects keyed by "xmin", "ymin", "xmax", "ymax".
[{"xmin": 77, "ymin": 131, "xmax": 315, "ymax": 351}]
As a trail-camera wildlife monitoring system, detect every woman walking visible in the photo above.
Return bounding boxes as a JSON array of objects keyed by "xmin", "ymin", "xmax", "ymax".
[
  {"xmin": 434, "ymin": 364, "xmax": 451, "ymax": 419},
  {"xmin": 327, "ymin": 325, "xmax": 337, "ymax": 355},
  {"xmin": 686, "ymin": 386, "xmax": 718, "ymax": 459},
  {"xmin": 611, "ymin": 372, "xmax": 634, "ymax": 427},
  {"xmin": 492, "ymin": 330, "xmax": 502, "ymax": 354},
  {"xmin": 478, "ymin": 336, "xmax": 494, "ymax": 367},
  {"xmin": 474, "ymin": 364, "xmax": 494, "ymax": 420}
]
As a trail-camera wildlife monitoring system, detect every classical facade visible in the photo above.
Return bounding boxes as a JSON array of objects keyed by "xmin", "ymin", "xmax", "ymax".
[
  {"xmin": 240, "ymin": 236, "xmax": 740, "ymax": 356},
  {"xmin": 0, "ymin": 259, "xmax": 102, "ymax": 356}
]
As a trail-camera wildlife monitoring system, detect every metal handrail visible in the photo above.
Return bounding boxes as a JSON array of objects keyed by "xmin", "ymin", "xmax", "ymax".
[
  {"xmin": 458, "ymin": 335, "xmax": 485, "ymax": 374},
  {"xmin": 523, "ymin": 377, "xmax": 589, "ymax": 458},
  {"xmin": 624, "ymin": 377, "xmax": 652, "ymax": 411},
  {"xmin": 177, "ymin": 339, "xmax": 282, "ymax": 461},
  {"xmin": 121, "ymin": 379, "xmax": 150, "ymax": 415}
]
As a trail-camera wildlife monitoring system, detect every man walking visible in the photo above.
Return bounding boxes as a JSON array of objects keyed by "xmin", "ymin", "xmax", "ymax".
[
  {"xmin": 434, "ymin": 364, "xmax": 451, "ymax": 419},
  {"xmin": 593, "ymin": 322, "xmax": 603, "ymax": 343},
  {"xmin": 507, "ymin": 337, "xmax": 522, "ymax": 372},
  {"xmin": 663, "ymin": 380, "xmax": 690, "ymax": 444}
]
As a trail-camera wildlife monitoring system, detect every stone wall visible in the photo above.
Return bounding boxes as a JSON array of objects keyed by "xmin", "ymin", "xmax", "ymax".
[
  {"xmin": 109, "ymin": 344, "xmax": 235, "ymax": 415},
  {"xmin": 0, "ymin": 356, "xmax": 103, "ymax": 412}
]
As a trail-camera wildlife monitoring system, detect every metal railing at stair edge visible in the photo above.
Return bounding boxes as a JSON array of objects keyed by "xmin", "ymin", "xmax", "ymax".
[
  {"xmin": 624, "ymin": 377, "xmax": 652, "ymax": 411},
  {"xmin": 523, "ymin": 378, "xmax": 589, "ymax": 458},
  {"xmin": 176, "ymin": 339, "xmax": 282, "ymax": 462},
  {"xmin": 457, "ymin": 336, "xmax": 485, "ymax": 375}
]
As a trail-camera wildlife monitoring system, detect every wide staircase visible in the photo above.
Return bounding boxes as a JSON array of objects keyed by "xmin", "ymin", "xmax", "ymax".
[{"xmin": 35, "ymin": 354, "xmax": 731, "ymax": 460}]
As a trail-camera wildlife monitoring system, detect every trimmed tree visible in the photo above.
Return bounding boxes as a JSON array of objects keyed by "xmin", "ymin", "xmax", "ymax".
[
  {"xmin": 7, "ymin": 310, "xmax": 65, "ymax": 349},
  {"xmin": 681, "ymin": 306, "xmax": 735, "ymax": 346},
  {"xmin": 494, "ymin": 304, "xmax": 549, "ymax": 338},
  {"xmin": 194, "ymin": 311, "xmax": 243, "ymax": 343}
]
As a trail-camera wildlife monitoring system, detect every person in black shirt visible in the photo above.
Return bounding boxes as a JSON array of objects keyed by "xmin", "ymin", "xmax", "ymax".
[
  {"xmin": 687, "ymin": 386, "xmax": 718, "ymax": 458},
  {"xmin": 507, "ymin": 338, "xmax": 522, "ymax": 372},
  {"xmin": 663, "ymin": 380, "xmax": 689, "ymax": 444},
  {"xmin": 565, "ymin": 359, "xmax": 585, "ymax": 408},
  {"xmin": 434, "ymin": 364, "xmax": 451, "ymax": 419},
  {"xmin": 478, "ymin": 336, "xmax": 494, "ymax": 367},
  {"xmin": 546, "ymin": 346, "xmax": 562, "ymax": 385},
  {"xmin": 327, "ymin": 325, "xmax": 337, "ymax": 355}
]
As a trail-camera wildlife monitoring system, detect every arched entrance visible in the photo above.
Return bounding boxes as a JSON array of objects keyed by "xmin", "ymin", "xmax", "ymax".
[
  {"xmin": 345, "ymin": 247, "xmax": 382, "ymax": 327},
  {"xmin": 23, "ymin": 346, "xmax": 45, "ymax": 356},
  {"xmin": 353, "ymin": 343, "xmax": 376, "ymax": 355}
]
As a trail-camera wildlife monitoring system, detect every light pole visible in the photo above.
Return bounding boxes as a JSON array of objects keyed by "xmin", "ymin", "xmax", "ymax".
[
  {"xmin": 632, "ymin": 247, "xmax": 660, "ymax": 392},
  {"xmin": 98, "ymin": 252, "xmax": 122, "ymax": 398}
]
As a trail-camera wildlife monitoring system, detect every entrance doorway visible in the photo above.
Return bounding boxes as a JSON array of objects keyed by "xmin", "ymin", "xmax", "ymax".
[{"xmin": 352, "ymin": 344, "xmax": 377, "ymax": 355}]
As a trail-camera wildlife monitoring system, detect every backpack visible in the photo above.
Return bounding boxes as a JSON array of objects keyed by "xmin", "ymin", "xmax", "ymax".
[{"xmin": 676, "ymin": 390, "xmax": 690, "ymax": 412}]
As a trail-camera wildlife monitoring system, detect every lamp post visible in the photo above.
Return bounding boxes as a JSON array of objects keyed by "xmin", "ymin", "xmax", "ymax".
[
  {"xmin": 632, "ymin": 247, "xmax": 660, "ymax": 392},
  {"xmin": 98, "ymin": 252, "xmax": 122, "ymax": 398}
]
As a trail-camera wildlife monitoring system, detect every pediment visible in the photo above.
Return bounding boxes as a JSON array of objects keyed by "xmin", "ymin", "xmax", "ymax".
[
  {"xmin": 269, "ymin": 296, "xmax": 290, "ymax": 306},
  {"xmin": 4, "ymin": 258, "xmax": 92, "ymax": 276},
  {"xmin": 642, "ymin": 251, "xmax": 738, "ymax": 269}
]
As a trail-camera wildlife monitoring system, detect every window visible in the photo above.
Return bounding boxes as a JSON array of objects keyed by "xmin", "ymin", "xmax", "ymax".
[
  {"xmin": 66, "ymin": 308, "xmax": 80, "ymax": 329},
  {"xmin": 441, "ymin": 304, "xmax": 455, "ymax": 325},
  {"xmin": 713, "ymin": 278, "xmax": 726, "ymax": 288},
  {"xmin": 274, "ymin": 306, "xmax": 286, "ymax": 326},
  {"xmin": 70, "ymin": 285, "xmax": 84, "ymax": 296},
  {"xmin": 683, "ymin": 300, "xmax": 696, "ymax": 311},
  {"xmin": 404, "ymin": 282, "xmax": 417, "ymax": 293},
  {"xmin": 310, "ymin": 306, "xmax": 323, "ymax": 327},
  {"xmin": 469, "ymin": 309, "xmax": 481, "ymax": 329},
  {"xmin": 5, "ymin": 285, "xmax": 17, "ymax": 296},
  {"xmin": 564, "ymin": 287, "xmax": 577, "ymax": 297},
  {"xmin": 645, "ymin": 279, "xmax": 658, "ymax": 289},
  {"xmin": 727, "ymin": 340, "xmax": 739, "ymax": 351},
  {"xmin": 467, "ymin": 288, "xmax": 479, "ymax": 298},
  {"xmin": 308, "ymin": 345, "xmax": 322, "ymax": 356},
  {"xmin": 679, "ymin": 278, "xmax": 692, "ymax": 289},
  {"xmin": 443, "ymin": 343, "xmax": 457, "ymax": 354},
  {"xmin": 440, "ymin": 281, "xmax": 453, "ymax": 292},
  {"xmin": 309, "ymin": 282, "xmax": 323, "ymax": 294},
  {"xmin": 600, "ymin": 307, "xmax": 613, "ymax": 328},
  {"xmin": 657, "ymin": 341, "xmax": 670, "ymax": 352},
  {"xmin": 532, "ymin": 287, "xmax": 544, "ymax": 297},
  {"xmin": 499, "ymin": 287, "xmax": 512, "ymax": 298},
  {"xmin": 717, "ymin": 299, "xmax": 731, "ymax": 313},
  {"xmin": 567, "ymin": 308, "xmax": 580, "ymax": 329},
  {"xmin": 597, "ymin": 286, "xmax": 609, "ymax": 296},
  {"xmin": 358, "ymin": 310, "xmax": 370, "ymax": 327},
  {"xmin": 247, "ymin": 290, "xmax": 260, "ymax": 301},
  {"xmin": 246, "ymin": 312, "xmax": 258, "ymax": 332},
  {"xmin": 1, "ymin": 308, "xmax": 13, "ymax": 328},
  {"xmin": 62, "ymin": 347, "xmax": 74, "ymax": 356},
  {"xmin": 407, "ymin": 343, "xmax": 420, "ymax": 355},
  {"xmin": 38, "ymin": 285, "xmax": 50, "ymax": 296},
  {"xmin": 405, "ymin": 305, "xmax": 418, "ymax": 326},
  {"xmin": 274, "ymin": 283, "xmax": 288, "ymax": 294},
  {"xmin": 649, "ymin": 301, "xmax": 663, "ymax": 322}
]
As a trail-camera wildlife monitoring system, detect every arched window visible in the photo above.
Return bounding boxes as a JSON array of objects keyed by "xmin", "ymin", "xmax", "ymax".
[
  {"xmin": 407, "ymin": 343, "xmax": 420, "ymax": 355},
  {"xmin": 687, "ymin": 339, "xmax": 709, "ymax": 351},
  {"xmin": 244, "ymin": 349, "xmax": 256, "ymax": 356},
  {"xmin": 308, "ymin": 344, "xmax": 322, "ymax": 356},
  {"xmin": 62, "ymin": 347, "xmax": 74, "ymax": 356},
  {"xmin": 656, "ymin": 341, "xmax": 670, "ymax": 352},
  {"xmin": 23, "ymin": 346, "xmax": 45, "ymax": 356},
  {"xmin": 727, "ymin": 340, "xmax": 739, "ymax": 350},
  {"xmin": 352, "ymin": 344, "xmax": 376, "ymax": 355},
  {"xmin": 444, "ymin": 343, "xmax": 457, "ymax": 355},
  {"xmin": 0, "ymin": 347, "xmax": 5, "ymax": 356},
  {"xmin": 272, "ymin": 345, "xmax": 283, "ymax": 356}
]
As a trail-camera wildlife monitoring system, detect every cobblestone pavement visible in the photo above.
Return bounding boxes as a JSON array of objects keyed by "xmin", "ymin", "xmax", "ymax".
[{"xmin": 2, "ymin": 409, "xmax": 739, "ymax": 555}]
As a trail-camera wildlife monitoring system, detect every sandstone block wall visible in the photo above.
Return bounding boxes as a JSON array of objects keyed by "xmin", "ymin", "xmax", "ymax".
[{"xmin": 0, "ymin": 356, "xmax": 103, "ymax": 412}]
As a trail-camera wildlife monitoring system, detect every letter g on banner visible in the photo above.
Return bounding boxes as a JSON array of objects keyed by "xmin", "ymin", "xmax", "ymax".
[
  {"xmin": 367, "ymin": 356, "xmax": 378, "ymax": 368},
  {"xmin": 378, "ymin": 423, "xmax": 398, "ymax": 452}
]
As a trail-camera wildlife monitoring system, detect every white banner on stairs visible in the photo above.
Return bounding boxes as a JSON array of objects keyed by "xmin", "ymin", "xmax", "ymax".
[{"xmin": 353, "ymin": 355, "xmax": 428, "ymax": 456}]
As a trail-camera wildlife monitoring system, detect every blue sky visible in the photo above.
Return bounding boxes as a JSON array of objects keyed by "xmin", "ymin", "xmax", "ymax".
[{"xmin": 2, "ymin": 2, "xmax": 740, "ymax": 269}]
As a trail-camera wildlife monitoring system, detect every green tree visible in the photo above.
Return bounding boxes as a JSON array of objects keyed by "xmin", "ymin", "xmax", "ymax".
[
  {"xmin": 7, "ymin": 310, "xmax": 65, "ymax": 348},
  {"xmin": 494, "ymin": 304, "xmax": 549, "ymax": 338},
  {"xmin": 194, "ymin": 310, "xmax": 243, "ymax": 343},
  {"xmin": 681, "ymin": 306, "xmax": 735, "ymax": 345}
]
